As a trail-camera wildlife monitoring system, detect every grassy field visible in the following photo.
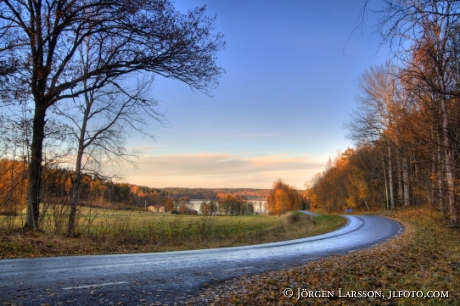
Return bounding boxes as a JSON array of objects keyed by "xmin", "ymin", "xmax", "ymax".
[
  {"xmin": 187, "ymin": 207, "xmax": 460, "ymax": 305},
  {"xmin": 0, "ymin": 208, "xmax": 345, "ymax": 258}
]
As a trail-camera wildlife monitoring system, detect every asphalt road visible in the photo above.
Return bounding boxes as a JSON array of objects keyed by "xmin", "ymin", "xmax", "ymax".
[{"xmin": 0, "ymin": 215, "xmax": 403, "ymax": 305}]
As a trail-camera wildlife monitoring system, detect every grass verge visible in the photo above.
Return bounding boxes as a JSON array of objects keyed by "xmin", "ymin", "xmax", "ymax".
[
  {"xmin": 0, "ymin": 211, "xmax": 345, "ymax": 259},
  {"xmin": 187, "ymin": 207, "xmax": 460, "ymax": 305}
]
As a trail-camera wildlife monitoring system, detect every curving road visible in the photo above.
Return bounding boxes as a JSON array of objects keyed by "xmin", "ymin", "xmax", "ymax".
[{"xmin": 0, "ymin": 215, "xmax": 403, "ymax": 305}]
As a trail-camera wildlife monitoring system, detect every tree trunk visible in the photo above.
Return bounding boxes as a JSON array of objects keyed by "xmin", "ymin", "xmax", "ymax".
[
  {"xmin": 429, "ymin": 129, "xmax": 436, "ymax": 209},
  {"xmin": 397, "ymin": 152, "xmax": 403, "ymax": 206},
  {"xmin": 388, "ymin": 141, "xmax": 395, "ymax": 209},
  {"xmin": 25, "ymin": 105, "xmax": 46, "ymax": 230},
  {"xmin": 402, "ymin": 156, "xmax": 410, "ymax": 206},
  {"xmin": 67, "ymin": 160, "xmax": 81, "ymax": 237},
  {"xmin": 363, "ymin": 199, "xmax": 370, "ymax": 211},
  {"xmin": 430, "ymin": 146, "xmax": 436, "ymax": 209},
  {"xmin": 437, "ymin": 140, "xmax": 444, "ymax": 215},
  {"xmin": 67, "ymin": 63, "xmax": 91, "ymax": 237},
  {"xmin": 66, "ymin": 106, "xmax": 88, "ymax": 237},
  {"xmin": 382, "ymin": 153, "xmax": 389, "ymax": 210},
  {"xmin": 440, "ymin": 98, "xmax": 457, "ymax": 227}
]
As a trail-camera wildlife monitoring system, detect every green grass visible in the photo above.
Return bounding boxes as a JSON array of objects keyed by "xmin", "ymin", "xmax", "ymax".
[{"xmin": 0, "ymin": 206, "xmax": 346, "ymax": 258}]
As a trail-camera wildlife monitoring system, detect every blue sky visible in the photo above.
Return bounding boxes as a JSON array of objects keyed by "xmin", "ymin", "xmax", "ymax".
[{"xmin": 119, "ymin": 0, "xmax": 389, "ymax": 189}]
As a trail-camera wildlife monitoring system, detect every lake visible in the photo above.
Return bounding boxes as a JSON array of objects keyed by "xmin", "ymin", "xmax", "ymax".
[{"xmin": 188, "ymin": 199, "xmax": 267, "ymax": 214}]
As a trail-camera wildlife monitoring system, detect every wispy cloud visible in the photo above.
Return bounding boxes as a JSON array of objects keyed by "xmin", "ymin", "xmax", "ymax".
[{"xmin": 116, "ymin": 152, "xmax": 324, "ymax": 189}]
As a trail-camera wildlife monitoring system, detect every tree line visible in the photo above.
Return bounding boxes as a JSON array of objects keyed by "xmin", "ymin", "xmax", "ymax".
[
  {"xmin": 0, "ymin": 159, "xmax": 176, "ymax": 211},
  {"xmin": 0, "ymin": 158, "xmax": 272, "ymax": 221},
  {"xmin": 162, "ymin": 188, "xmax": 270, "ymax": 200},
  {"xmin": 308, "ymin": 0, "xmax": 460, "ymax": 227},
  {"xmin": 199, "ymin": 196, "xmax": 254, "ymax": 216}
]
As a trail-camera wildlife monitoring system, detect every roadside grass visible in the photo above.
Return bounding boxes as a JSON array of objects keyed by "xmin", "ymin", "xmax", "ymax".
[
  {"xmin": 0, "ymin": 208, "xmax": 345, "ymax": 258},
  {"xmin": 187, "ymin": 207, "xmax": 460, "ymax": 305},
  {"xmin": 242, "ymin": 213, "xmax": 345, "ymax": 247}
]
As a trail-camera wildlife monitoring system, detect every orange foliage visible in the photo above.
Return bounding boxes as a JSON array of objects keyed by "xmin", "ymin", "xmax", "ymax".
[
  {"xmin": 266, "ymin": 179, "xmax": 300, "ymax": 215},
  {"xmin": 0, "ymin": 159, "xmax": 28, "ymax": 215}
]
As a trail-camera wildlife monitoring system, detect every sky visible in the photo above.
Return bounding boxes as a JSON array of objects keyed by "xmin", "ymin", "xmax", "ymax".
[{"xmin": 117, "ymin": 0, "xmax": 390, "ymax": 190}]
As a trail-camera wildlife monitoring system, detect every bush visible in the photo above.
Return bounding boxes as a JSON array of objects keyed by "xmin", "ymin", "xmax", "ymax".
[{"xmin": 282, "ymin": 211, "xmax": 312, "ymax": 225}]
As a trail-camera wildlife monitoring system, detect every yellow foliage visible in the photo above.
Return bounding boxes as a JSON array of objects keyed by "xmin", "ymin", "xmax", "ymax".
[
  {"xmin": 266, "ymin": 179, "xmax": 300, "ymax": 215},
  {"xmin": 0, "ymin": 159, "xmax": 28, "ymax": 215}
]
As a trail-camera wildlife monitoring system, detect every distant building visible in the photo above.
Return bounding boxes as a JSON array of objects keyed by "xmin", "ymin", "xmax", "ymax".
[{"xmin": 148, "ymin": 205, "xmax": 165, "ymax": 213}]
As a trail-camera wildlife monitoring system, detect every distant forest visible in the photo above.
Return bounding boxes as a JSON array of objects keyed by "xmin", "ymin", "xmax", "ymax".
[
  {"xmin": 161, "ymin": 187, "xmax": 270, "ymax": 200},
  {"xmin": 0, "ymin": 159, "xmax": 272, "ymax": 214}
]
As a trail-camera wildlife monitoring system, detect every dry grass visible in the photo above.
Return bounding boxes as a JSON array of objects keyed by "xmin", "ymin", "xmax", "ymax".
[
  {"xmin": 0, "ymin": 209, "xmax": 345, "ymax": 258},
  {"xmin": 187, "ymin": 207, "xmax": 460, "ymax": 305}
]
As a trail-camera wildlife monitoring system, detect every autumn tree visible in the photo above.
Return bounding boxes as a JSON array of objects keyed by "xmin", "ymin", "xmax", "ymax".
[
  {"xmin": 308, "ymin": 145, "xmax": 399, "ymax": 213},
  {"xmin": 0, "ymin": 159, "xmax": 27, "ymax": 220},
  {"xmin": 200, "ymin": 200, "xmax": 218, "ymax": 216},
  {"xmin": 266, "ymin": 179, "xmax": 300, "ymax": 215},
  {"xmin": 374, "ymin": 0, "xmax": 460, "ymax": 226},
  {"xmin": 0, "ymin": 0, "xmax": 225, "ymax": 230},
  {"xmin": 346, "ymin": 61, "xmax": 413, "ymax": 209},
  {"xmin": 307, "ymin": 151, "xmax": 355, "ymax": 213},
  {"xmin": 218, "ymin": 195, "xmax": 253, "ymax": 216},
  {"xmin": 306, "ymin": 0, "xmax": 460, "ymax": 221},
  {"xmin": 344, "ymin": 145, "xmax": 386, "ymax": 211}
]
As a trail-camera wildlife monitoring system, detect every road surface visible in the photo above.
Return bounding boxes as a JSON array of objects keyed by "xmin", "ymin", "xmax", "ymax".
[{"xmin": 0, "ymin": 215, "xmax": 402, "ymax": 305}]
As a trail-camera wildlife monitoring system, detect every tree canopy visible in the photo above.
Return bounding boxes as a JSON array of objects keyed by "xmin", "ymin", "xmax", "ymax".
[
  {"xmin": 266, "ymin": 179, "xmax": 300, "ymax": 216},
  {"xmin": 0, "ymin": 0, "xmax": 225, "ymax": 230},
  {"xmin": 310, "ymin": 0, "xmax": 460, "ymax": 226}
]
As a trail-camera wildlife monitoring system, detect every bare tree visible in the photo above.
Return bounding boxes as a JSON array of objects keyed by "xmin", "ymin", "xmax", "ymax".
[
  {"xmin": 0, "ymin": 0, "xmax": 225, "ymax": 230},
  {"xmin": 53, "ymin": 27, "xmax": 168, "ymax": 237},
  {"xmin": 54, "ymin": 49, "xmax": 165, "ymax": 236}
]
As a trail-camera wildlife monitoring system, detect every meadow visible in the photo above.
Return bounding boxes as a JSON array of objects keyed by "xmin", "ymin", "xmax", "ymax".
[{"xmin": 0, "ymin": 207, "xmax": 345, "ymax": 258}]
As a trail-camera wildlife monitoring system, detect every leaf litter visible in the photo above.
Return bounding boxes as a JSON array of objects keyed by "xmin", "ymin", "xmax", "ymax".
[{"xmin": 186, "ymin": 207, "xmax": 460, "ymax": 305}]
